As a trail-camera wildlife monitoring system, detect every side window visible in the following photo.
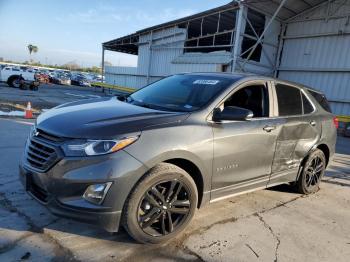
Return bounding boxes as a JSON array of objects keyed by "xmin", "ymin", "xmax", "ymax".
[
  {"xmin": 308, "ymin": 90, "xmax": 332, "ymax": 113},
  {"xmin": 275, "ymin": 84, "xmax": 302, "ymax": 116},
  {"xmin": 224, "ymin": 84, "xmax": 269, "ymax": 118},
  {"xmin": 302, "ymin": 93, "xmax": 314, "ymax": 114}
]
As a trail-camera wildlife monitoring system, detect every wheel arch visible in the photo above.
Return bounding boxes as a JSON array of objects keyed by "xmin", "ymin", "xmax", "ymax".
[
  {"xmin": 316, "ymin": 144, "xmax": 330, "ymax": 167},
  {"xmin": 121, "ymin": 156, "xmax": 208, "ymax": 222},
  {"xmin": 296, "ymin": 143, "xmax": 331, "ymax": 182},
  {"xmin": 164, "ymin": 158, "xmax": 205, "ymax": 209}
]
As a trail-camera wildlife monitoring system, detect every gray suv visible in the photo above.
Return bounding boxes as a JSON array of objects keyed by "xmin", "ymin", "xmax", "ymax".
[{"xmin": 19, "ymin": 73, "xmax": 337, "ymax": 244}]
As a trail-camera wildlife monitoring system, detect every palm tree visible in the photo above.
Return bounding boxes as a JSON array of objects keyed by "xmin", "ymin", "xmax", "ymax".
[{"xmin": 27, "ymin": 44, "xmax": 38, "ymax": 63}]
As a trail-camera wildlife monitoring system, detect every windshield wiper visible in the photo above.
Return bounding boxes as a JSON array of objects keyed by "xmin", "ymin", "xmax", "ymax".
[
  {"xmin": 136, "ymin": 102, "xmax": 152, "ymax": 109},
  {"xmin": 117, "ymin": 94, "xmax": 130, "ymax": 102},
  {"xmin": 125, "ymin": 96, "xmax": 188, "ymax": 112},
  {"xmin": 127, "ymin": 97, "xmax": 153, "ymax": 109}
]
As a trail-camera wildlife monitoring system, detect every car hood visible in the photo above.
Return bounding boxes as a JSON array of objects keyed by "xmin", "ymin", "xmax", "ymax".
[{"xmin": 36, "ymin": 97, "xmax": 189, "ymax": 139}]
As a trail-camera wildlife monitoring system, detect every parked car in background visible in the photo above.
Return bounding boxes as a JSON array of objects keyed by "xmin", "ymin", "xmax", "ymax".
[
  {"xmin": 50, "ymin": 72, "xmax": 71, "ymax": 85},
  {"xmin": 71, "ymin": 74, "xmax": 91, "ymax": 87},
  {"xmin": 19, "ymin": 73, "xmax": 336, "ymax": 244},
  {"xmin": 92, "ymin": 74, "xmax": 103, "ymax": 82},
  {"xmin": 0, "ymin": 66, "xmax": 39, "ymax": 90},
  {"xmin": 34, "ymin": 71, "xmax": 50, "ymax": 84}
]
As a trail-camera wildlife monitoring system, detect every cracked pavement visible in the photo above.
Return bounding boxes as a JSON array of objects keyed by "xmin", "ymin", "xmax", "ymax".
[{"xmin": 0, "ymin": 117, "xmax": 350, "ymax": 262}]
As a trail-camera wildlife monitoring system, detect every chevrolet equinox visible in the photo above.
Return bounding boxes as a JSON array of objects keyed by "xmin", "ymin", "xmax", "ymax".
[{"xmin": 19, "ymin": 73, "xmax": 337, "ymax": 243}]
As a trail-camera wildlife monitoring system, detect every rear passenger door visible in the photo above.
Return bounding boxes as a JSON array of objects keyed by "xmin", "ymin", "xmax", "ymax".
[{"xmin": 269, "ymin": 82, "xmax": 319, "ymax": 184}]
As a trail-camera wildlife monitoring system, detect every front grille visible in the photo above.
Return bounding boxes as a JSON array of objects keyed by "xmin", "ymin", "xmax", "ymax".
[
  {"xmin": 35, "ymin": 128, "xmax": 65, "ymax": 142},
  {"xmin": 25, "ymin": 129, "xmax": 63, "ymax": 172}
]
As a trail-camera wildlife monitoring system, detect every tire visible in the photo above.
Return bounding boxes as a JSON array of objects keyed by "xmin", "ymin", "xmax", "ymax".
[
  {"xmin": 123, "ymin": 163, "xmax": 198, "ymax": 244},
  {"xmin": 296, "ymin": 149, "xmax": 326, "ymax": 194},
  {"xmin": 7, "ymin": 75, "xmax": 23, "ymax": 88}
]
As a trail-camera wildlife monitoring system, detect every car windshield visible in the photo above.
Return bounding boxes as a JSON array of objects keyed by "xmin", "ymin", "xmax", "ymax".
[{"xmin": 128, "ymin": 74, "xmax": 238, "ymax": 112}]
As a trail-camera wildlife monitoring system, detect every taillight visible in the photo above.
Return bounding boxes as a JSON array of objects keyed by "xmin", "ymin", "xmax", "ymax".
[{"xmin": 333, "ymin": 116, "xmax": 339, "ymax": 129}]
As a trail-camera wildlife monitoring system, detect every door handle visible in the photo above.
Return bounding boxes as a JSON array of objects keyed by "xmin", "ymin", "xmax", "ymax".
[
  {"xmin": 310, "ymin": 121, "xmax": 316, "ymax": 127},
  {"xmin": 263, "ymin": 125, "xmax": 276, "ymax": 132}
]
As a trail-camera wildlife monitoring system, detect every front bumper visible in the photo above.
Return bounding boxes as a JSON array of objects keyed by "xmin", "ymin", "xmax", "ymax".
[{"xmin": 19, "ymin": 150, "xmax": 147, "ymax": 232}]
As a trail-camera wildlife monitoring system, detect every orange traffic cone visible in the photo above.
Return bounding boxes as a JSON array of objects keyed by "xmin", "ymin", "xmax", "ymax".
[{"xmin": 25, "ymin": 102, "xmax": 33, "ymax": 119}]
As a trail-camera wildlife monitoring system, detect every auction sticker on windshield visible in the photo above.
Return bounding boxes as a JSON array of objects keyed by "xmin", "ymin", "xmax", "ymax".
[{"xmin": 193, "ymin": 80, "xmax": 220, "ymax": 85}]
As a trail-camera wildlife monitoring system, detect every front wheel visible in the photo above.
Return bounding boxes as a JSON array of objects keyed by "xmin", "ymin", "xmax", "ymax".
[
  {"xmin": 123, "ymin": 163, "xmax": 198, "ymax": 244},
  {"xmin": 7, "ymin": 75, "xmax": 23, "ymax": 88},
  {"xmin": 296, "ymin": 149, "xmax": 326, "ymax": 194}
]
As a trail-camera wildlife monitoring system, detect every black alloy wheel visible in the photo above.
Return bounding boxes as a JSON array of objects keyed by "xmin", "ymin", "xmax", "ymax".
[
  {"xmin": 123, "ymin": 163, "xmax": 197, "ymax": 244},
  {"xmin": 304, "ymin": 156, "xmax": 324, "ymax": 188},
  {"xmin": 138, "ymin": 180, "xmax": 191, "ymax": 237},
  {"xmin": 296, "ymin": 149, "xmax": 326, "ymax": 194}
]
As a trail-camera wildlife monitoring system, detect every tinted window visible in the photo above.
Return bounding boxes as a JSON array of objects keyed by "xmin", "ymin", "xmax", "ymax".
[
  {"xmin": 302, "ymin": 93, "xmax": 314, "ymax": 114},
  {"xmin": 308, "ymin": 90, "xmax": 332, "ymax": 113},
  {"xmin": 275, "ymin": 84, "xmax": 302, "ymax": 116},
  {"xmin": 225, "ymin": 84, "xmax": 269, "ymax": 118},
  {"xmin": 129, "ymin": 75, "xmax": 238, "ymax": 112}
]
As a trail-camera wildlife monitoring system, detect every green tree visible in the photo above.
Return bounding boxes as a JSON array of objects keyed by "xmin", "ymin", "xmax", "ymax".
[{"xmin": 27, "ymin": 44, "xmax": 38, "ymax": 63}]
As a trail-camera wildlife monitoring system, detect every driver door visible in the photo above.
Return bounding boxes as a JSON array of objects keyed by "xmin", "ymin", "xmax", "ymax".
[{"xmin": 210, "ymin": 80, "xmax": 283, "ymax": 200}]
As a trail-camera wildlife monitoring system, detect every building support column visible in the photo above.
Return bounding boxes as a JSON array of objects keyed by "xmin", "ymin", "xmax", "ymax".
[
  {"xmin": 146, "ymin": 31, "xmax": 153, "ymax": 84},
  {"xmin": 274, "ymin": 23, "xmax": 286, "ymax": 77},
  {"xmin": 231, "ymin": 3, "xmax": 245, "ymax": 72}
]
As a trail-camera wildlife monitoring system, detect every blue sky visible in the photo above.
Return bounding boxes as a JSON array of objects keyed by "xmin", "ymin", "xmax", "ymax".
[{"xmin": 0, "ymin": 0, "xmax": 230, "ymax": 67}]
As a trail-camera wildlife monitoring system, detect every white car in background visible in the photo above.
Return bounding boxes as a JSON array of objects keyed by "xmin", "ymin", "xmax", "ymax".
[{"xmin": 0, "ymin": 66, "xmax": 39, "ymax": 90}]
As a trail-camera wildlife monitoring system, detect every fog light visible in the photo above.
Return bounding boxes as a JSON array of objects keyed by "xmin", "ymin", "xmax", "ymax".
[{"xmin": 83, "ymin": 182, "xmax": 112, "ymax": 205}]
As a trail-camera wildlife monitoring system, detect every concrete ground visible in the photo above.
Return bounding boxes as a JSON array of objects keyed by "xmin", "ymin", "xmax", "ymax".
[{"xmin": 0, "ymin": 117, "xmax": 349, "ymax": 262}]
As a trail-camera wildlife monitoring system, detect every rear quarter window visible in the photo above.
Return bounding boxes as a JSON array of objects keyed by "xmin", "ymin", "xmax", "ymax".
[{"xmin": 307, "ymin": 90, "xmax": 332, "ymax": 113}]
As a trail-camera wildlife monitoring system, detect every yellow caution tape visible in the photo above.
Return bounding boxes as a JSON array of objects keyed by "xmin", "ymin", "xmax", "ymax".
[
  {"xmin": 337, "ymin": 115, "xmax": 350, "ymax": 123},
  {"xmin": 91, "ymin": 82, "xmax": 136, "ymax": 93}
]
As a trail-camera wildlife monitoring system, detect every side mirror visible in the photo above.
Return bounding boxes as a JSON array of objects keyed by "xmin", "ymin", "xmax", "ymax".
[{"xmin": 213, "ymin": 106, "xmax": 254, "ymax": 121}]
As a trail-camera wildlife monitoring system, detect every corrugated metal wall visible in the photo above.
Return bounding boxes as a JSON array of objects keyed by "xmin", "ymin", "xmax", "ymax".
[
  {"xmin": 105, "ymin": 8, "xmax": 280, "ymax": 89},
  {"xmin": 105, "ymin": 0, "xmax": 350, "ymax": 116},
  {"xmin": 105, "ymin": 25, "xmax": 224, "ymax": 89},
  {"xmin": 105, "ymin": 66, "xmax": 162, "ymax": 89},
  {"xmin": 278, "ymin": 0, "xmax": 350, "ymax": 115},
  {"xmin": 137, "ymin": 27, "xmax": 187, "ymax": 76}
]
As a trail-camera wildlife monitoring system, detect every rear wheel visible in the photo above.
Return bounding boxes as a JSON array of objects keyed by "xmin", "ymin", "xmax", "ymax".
[
  {"xmin": 123, "ymin": 163, "xmax": 198, "ymax": 244},
  {"xmin": 296, "ymin": 149, "xmax": 326, "ymax": 194}
]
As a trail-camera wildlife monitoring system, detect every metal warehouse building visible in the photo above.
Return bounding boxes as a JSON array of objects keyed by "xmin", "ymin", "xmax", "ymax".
[{"xmin": 102, "ymin": 0, "xmax": 350, "ymax": 116}]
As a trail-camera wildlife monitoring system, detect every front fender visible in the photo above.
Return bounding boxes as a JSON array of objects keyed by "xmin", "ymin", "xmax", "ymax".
[{"xmin": 123, "ymin": 125, "xmax": 214, "ymax": 194}]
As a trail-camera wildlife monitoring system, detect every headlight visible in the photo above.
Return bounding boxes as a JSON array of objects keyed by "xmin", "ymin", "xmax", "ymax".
[{"xmin": 61, "ymin": 136, "xmax": 139, "ymax": 157}]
